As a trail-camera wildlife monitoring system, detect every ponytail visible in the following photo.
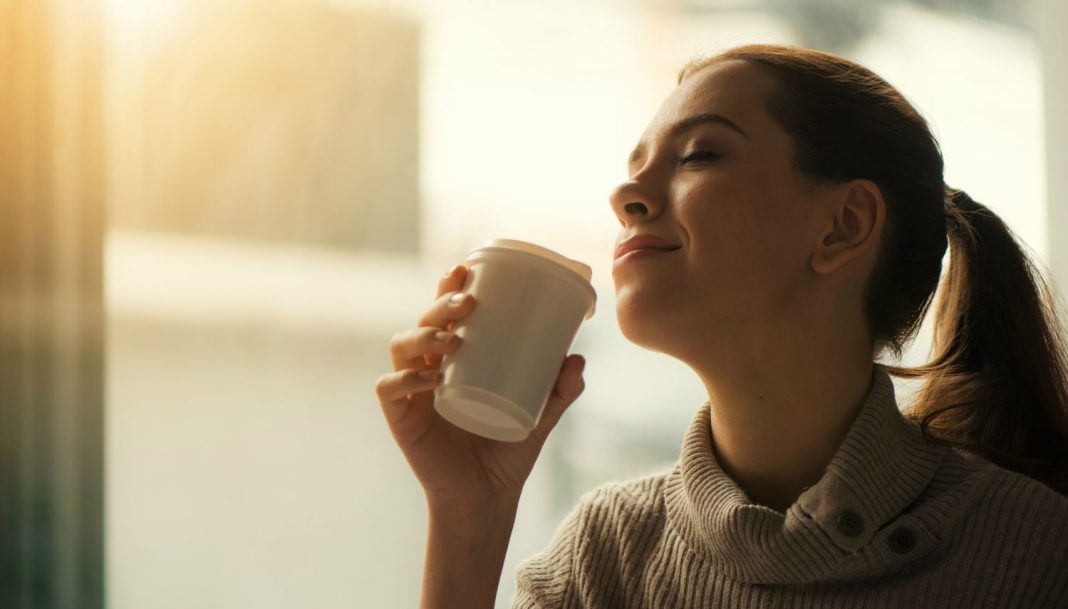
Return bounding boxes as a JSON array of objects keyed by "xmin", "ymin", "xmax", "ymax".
[{"xmin": 889, "ymin": 188, "xmax": 1068, "ymax": 495}]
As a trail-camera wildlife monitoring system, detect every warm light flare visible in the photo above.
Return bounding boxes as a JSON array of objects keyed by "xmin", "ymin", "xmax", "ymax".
[{"xmin": 105, "ymin": 0, "xmax": 183, "ymax": 36}]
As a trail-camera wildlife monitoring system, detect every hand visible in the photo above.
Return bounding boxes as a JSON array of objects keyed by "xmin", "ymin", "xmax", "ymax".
[{"xmin": 374, "ymin": 263, "xmax": 587, "ymax": 516}]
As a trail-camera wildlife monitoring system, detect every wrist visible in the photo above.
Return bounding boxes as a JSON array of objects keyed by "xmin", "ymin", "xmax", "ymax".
[
  {"xmin": 428, "ymin": 493, "xmax": 519, "ymax": 533},
  {"xmin": 422, "ymin": 499, "xmax": 516, "ymax": 609}
]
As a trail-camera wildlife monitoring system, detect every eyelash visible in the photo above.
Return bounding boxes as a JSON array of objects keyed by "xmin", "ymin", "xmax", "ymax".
[{"xmin": 680, "ymin": 151, "xmax": 720, "ymax": 165}]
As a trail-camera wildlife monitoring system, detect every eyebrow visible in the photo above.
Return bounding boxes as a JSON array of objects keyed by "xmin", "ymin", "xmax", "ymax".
[{"xmin": 627, "ymin": 112, "xmax": 749, "ymax": 169}]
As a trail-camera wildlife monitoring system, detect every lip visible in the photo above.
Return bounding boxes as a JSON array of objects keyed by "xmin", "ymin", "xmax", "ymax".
[
  {"xmin": 614, "ymin": 234, "xmax": 682, "ymax": 260},
  {"xmin": 613, "ymin": 247, "xmax": 677, "ymax": 268}
]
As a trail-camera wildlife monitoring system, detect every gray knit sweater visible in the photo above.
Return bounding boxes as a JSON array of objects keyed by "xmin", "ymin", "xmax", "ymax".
[{"xmin": 512, "ymin": 367, "xmax": 1068, "ymax": 608}]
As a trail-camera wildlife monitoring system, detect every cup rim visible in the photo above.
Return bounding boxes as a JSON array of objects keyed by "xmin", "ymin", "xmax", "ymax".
[
  {"xmin": 473, "ymin": 238, "xmax": 592, "ymax": 283},
  {"xmin": 466, "ymin": 240, "xmax": 597, "ymax": 319}
]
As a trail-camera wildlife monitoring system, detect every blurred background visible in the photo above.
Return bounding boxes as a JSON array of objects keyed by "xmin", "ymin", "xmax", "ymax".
[{"xmin": 2, "ymin": 0, "xmax": 1067, "ymax": 607}]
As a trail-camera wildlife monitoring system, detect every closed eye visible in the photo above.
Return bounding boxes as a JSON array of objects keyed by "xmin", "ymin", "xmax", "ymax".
[{"xmin": 680, "ymin": 151, "xmax": 721, "ymax": 165}]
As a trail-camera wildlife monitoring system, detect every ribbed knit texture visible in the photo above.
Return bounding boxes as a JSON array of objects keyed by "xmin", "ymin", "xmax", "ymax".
[{"xmin": 512, "ymin": 366, "xmax": 1068, "ymax": 608}]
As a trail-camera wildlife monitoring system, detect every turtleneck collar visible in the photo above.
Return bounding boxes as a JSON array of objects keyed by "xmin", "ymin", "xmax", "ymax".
[{"xmin": 663, "ymin": 365, "xmax": 951, "ymax": 585}]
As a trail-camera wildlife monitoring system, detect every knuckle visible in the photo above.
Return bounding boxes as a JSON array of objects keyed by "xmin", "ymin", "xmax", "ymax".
[
  {"xmin": 436, "ymin": 275, "xmax": 452, "ymax": 294},
  {"xmin": 373, "ymin": 375, "xmax": 389, "ymax": 396},
  {"xmin": 438, "ymin": 296, "xmax": 458, "ymax": 316},
  {"xmin": 425, "ymin": 327, "xmax": 458, "ymax": 350}
]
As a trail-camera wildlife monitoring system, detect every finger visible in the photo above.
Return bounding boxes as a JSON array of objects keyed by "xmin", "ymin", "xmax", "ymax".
[
  {"xmin": 387, "ymin": 265, "xmax": 475, "ymax": 372},
  {"xmin": 388, "ymin": 327, "xmax": 462, "ymax": 372},
  {"xmin": 429, "ymin": 263, "xmax": 470, "ymax": 337},
  {"xmin": 418, "ymin": 268, "xmax": 478, "ymax": 367},
  {"xmin": 530, "ymin": 354, "xmax": 586, "ymax": 443},
  {"xmin": 417, "ymin": 291, "xmax": 477, "ymax": 369},
  {"xmin": 420, "ymin": 263, "xmax": 476, "ymax": 331},
  {"xmin": 374, "ymin": 368, "xmax": 443, "ymax": 426},
  {"xmin": 435, "ymin": 263, "xmax": 469, "ymax": 300},
  {"xmin": 389, "ymin": 294, "xmax": 475, "ymax": 371},
  {"xmin": 419, "ymin": 285, "xmax": 476, "ymax": 329}
]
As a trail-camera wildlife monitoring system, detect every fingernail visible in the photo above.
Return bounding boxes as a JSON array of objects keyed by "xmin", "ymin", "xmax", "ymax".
[
  {"xmin": 449, "ymin": 292, "xmax": 467, "ymax": 304},
  {"xmin": 419, "ymin": 369, "xmax": 440, "ymax": 381},
  {"xmin": 434, "ymin": 331, "xmax": 453, "ymax": 343}
]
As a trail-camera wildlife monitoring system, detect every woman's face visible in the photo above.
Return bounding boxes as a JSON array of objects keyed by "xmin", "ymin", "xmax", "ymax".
[{"xmin": 610, "ymin": 59, "xmax": 830, "ymax": 361}]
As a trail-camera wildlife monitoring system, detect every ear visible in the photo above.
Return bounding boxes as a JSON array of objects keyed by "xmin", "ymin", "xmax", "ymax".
[{"xmin": 811, "ymin": 179, "xmax": 884, "ymax": 275}]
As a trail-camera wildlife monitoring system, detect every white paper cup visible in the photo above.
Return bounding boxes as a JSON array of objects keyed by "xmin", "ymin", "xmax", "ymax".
[{"xmin": 433, "ymin": 239, "xmax": 596, "ymax": 442}]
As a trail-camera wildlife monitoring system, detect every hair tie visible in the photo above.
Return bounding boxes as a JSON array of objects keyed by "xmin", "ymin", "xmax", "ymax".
[
  {"xmin": 944, "ymin": 187, "xmax": 968, "ymax": 232},
  {"xmin": 948, "ymin": 188, "xmax": 973, "ymax": 208}
]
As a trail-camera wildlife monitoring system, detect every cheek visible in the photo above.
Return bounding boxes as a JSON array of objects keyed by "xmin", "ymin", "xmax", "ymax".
[
  {"xmin": 681, "ymin": 182, "xmax": 810, "ymax": 299},
  {"xmin": 679, "ymin": 178, "xmax": 769, "ymax": 268}
]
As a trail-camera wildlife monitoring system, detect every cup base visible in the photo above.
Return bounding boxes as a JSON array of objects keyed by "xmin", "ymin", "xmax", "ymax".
[{"xmin": 433, "ymin": 384, "xmax": 536, "ymax": 442}]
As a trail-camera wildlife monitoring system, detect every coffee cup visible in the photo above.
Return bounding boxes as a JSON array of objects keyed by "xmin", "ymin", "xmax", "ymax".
[{"xmin": 433, "ymin": 238, "xmax": 597, "ymax": 442}]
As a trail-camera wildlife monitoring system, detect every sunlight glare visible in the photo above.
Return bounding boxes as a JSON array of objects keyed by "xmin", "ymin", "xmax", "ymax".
[{"xmin": 106, "ymin": 0, "xmax": 184, "ymax": 37}]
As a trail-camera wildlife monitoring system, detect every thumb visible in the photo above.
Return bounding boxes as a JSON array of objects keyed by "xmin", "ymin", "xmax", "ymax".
[{"xmin": 531, "ymin": 354, "xmax": 586, "ymax": 441}]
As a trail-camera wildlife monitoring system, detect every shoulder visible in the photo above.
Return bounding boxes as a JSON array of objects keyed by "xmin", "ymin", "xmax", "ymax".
[
  {"xmin": 524, "ymin": 468, "xmax": 671, "ymax": 561},
  {"xmin": 512, "ymin": 470, "xmax": 671, "ymax": 609},
  {"xmin": 567, "ymin": 471, "xmax": 671, "ymax": 552},
  {"xmin": 575, "ymin": 470, "xmax": 670, "ymax": 521},
  {"xmin": 948, "ymin": 448, "xmax": 1068, "ymax": 517},
  {"xmin": 943, "ymin": 449, "xmax": 1068, "ymax": 557}
]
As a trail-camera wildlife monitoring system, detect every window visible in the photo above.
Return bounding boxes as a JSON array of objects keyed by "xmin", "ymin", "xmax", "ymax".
[{"xmin": 94, "ymin": 1, "xmax": 1062, "ymax": 607}]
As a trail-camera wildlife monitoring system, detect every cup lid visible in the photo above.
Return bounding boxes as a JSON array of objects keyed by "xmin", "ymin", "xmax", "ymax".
[{"xmin": 474, "ymin": 238, "xmax": 593, "ymax": 283}]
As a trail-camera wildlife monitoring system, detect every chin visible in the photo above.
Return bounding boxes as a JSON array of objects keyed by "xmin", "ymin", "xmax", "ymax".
[{"xmin": 615, "ymin": 294, "xmax": 676, "ymax": 351}]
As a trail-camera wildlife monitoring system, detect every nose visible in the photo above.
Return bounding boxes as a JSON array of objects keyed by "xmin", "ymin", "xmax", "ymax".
[{"xmin": 609, "ymin": 177, "xmax": 663, "ymax": 227}]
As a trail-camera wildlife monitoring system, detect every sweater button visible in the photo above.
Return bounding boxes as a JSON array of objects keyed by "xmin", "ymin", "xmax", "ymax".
[
  {"xmin": 835, "ymin": 509, "xmax": 864, "ymax": 538},
  {"xmin": 888, "ymin": 527, "xmax": 917, "ymax": 554}
]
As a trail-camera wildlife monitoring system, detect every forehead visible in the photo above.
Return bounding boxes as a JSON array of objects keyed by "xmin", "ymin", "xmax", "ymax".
[{"xmin": 642, "ymin": 59, "xmax": 776, "ymax": 142}]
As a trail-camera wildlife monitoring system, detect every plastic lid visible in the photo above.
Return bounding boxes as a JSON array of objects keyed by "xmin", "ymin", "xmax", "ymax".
[{"xmin": 473, "ymin": 238, "xmax": 593, "ymax": 283}]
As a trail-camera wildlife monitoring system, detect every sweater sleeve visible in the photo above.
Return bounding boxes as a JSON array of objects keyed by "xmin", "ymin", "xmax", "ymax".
[{"xmin": 510, "ymin": 495, "xmax": 587, "ymax": 609}]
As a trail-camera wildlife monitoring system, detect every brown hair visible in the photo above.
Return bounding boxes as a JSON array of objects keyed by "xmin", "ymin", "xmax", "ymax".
[{"xmin": 678, "ymin": 44, "xmax": 1068, "ymax": 495}]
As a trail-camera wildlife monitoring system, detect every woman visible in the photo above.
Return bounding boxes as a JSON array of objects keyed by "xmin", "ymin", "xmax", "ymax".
[{"xmin": 374, "ymin": 44, "xmax": 1068, "ymax": 608}]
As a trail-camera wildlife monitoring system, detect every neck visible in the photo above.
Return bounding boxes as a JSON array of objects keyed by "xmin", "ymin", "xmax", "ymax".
[{"xmin": 689, "ymin": 309, "xmax": 875, "ymax": 513}]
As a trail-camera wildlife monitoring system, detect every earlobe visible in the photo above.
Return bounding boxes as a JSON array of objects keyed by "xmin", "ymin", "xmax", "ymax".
[{"xmin": 811, "ymin": 180, "xmax": 882, "ymax": 275}]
